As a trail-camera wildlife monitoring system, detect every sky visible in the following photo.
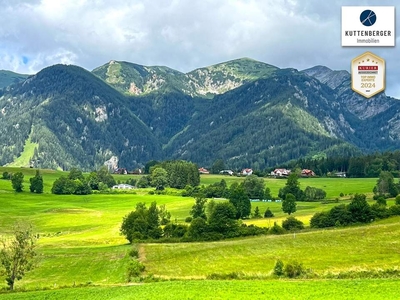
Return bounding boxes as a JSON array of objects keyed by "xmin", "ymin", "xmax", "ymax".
[{"xmin": 0, "ymin": 0, "xmax": 399, "ymax": 97}]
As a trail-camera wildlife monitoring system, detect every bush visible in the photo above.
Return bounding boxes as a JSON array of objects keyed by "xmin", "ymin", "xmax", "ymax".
[
  {"xmin": 206, "ymin": 272, "xmax": 243, "ymax": 280},
  {"xmin": 396, "ymin": 195, "xmax": 400, "ymax": 205},
  {"xmin": 273, "ymin": 259, "xmax": 284, "ymax": 276},
  {"xmin": 268, "ymin": 222, "xmax": 285, "ymax": 235},
  {"xmin": 128, "ymin": 248, "xmax": 139, "ymax": 258},
  {"xmin": 239, "ymin": 224, "xmax": 268, "ymax": 236},
  {"xmin": 389, "ymin": 205, "xmax": 400, "ymax": 216},
  {"xmin": 310, "ymin": 211, "xmax": 334, "ymax": 228},
  {"xmin": 2, "ymin": 172, "xmax": 11, "ymax": 180},
  {"xmin": 284, "ymin": 261, "xmax": 306, "ymax": 278},
  {"xmin": 185, "ymin": 216, "xmax": 193, "ymax": 223},
  {"xmin": 376, "ymin": 196, "xmax": 387, "ymax": 206},
  {"xmin": 282, "ymin": 216, "xmax": 304, "ymax": 231},
  {"xmin": 339, "ymin": 192, "xmax": 344, "ymax": 197},
  {"xmin": 126, "ymin": 260, "xmax": 145, "ymax": 282},
  {"xmin": 370, "ymin": 203, "xmax": 390, "ymax": 220},
  {"xmin": 163, "ymin": 223, "xmax": 188, "ymax": 238},
  {"xmin": 264, "ymin": 207, "xmax": 274, "ymax": 218}
]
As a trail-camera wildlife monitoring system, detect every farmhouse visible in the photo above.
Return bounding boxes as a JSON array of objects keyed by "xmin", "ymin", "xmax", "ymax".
[
  {"xmin": 198, "ymin": 167, "xmax": 210, "ymax": 174},
  {"xmin": 301, "ymin": 169, "xmax": 315, "ymax": 177},
  {"xmin": 112, "ymin": 184, "xmax": 134, "ymax": 190},
  {"xmin": 271, "ymin": 168, "xmax": 291, "ymax": 177},
  {"xmin": 113, "ymin": 168, "xmax": 127, "ymax": 175},
  {"xmin": 219, "ymin": 170, "xmax": 234, "ymax": 175},
  {"xmin": 242, "ymin": 168, "xmax": 253, "ymax": 176}
]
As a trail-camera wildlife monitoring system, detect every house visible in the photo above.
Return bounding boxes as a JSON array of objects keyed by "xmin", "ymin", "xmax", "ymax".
[
  {"xmin": 219, "ymin": 170, "xmax": 234, "ymax": 176},
  {"xmin": 113, "ymin": 168, "xmax": 127, "ymax": 175},
  {"xmin": 112, "ymin": 184, "xmax": 134, "ymax": 190},
  {"xmin": 242, "ymin": 168, "xmax": 253, "ymax": 176},
  {"xmin": 271, "ymin": 168, "xmax": 291, "ymax": 177},
  {"xmin": 198, "ymin": 167, "xmax": 210, "ymax": 174},
  {"xmin": 301, "ymin": 169, "xmax": 315, "ymax": 177},
  {"xmin": 335, "ymin": 172, "xmax": 346, "ymax": 178}
]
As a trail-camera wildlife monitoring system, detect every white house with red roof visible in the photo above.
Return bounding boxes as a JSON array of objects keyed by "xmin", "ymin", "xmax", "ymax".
[
  {"xmin": 198, "ymin": 167, "xmax": 210, "ymax": 174},
  {"xmin": 271, "ymin": 168, "xmax": 291, "ymax": 177},
  {"xmin": 242, "ymin": 168, "xmax": 253, "ymax": 176}
]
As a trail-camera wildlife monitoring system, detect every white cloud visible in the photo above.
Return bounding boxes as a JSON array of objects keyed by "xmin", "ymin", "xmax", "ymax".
[{"xmin": 0, "ymin": 0, "xmax": 399, "ymax": 97}]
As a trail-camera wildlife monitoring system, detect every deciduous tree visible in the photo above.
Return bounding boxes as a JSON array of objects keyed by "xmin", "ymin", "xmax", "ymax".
[
  {"xmin": 282, "ymin": 193, "xmax": 297, "ymax": 215},
  {"xmin": 11, "ymin": 172, "xmax": 24, "ymax": 192},
  {"xmin": 190, "ymin": 196, "xmax": 207, "ymax": 220},
  {"xmin": 228, "ymin": 184, "xmax": 251, "ymax": 219},
  {"xmin": 278, "ymin": 173, "xmax": 305, "ymax": 201},
  {"xmin": 0, "ymin": 223, "xmax": 37, "ymax": 290},
  {"xmin": 150, "ymin": 167, "xmax": 168, "ymax": 190},
  {"xmin": 29, "ymin": 170, "xmax": 43, "ymax": 194}
]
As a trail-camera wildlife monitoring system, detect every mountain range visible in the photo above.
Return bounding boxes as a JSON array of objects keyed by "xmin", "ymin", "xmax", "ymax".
[{"xmin": 0, "ymin": 58, "xmax": 399, "ymax": 171}]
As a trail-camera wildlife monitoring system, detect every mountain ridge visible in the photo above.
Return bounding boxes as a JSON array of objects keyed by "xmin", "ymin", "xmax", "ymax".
[{"xmin": 1, "ymin": 58, "xmax": 400, "ymax": 170}]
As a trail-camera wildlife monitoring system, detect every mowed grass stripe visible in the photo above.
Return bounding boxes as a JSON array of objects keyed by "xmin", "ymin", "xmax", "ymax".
[{"xmin": 1, "ymin": 279, "xmax": 400, "ymax": 300}]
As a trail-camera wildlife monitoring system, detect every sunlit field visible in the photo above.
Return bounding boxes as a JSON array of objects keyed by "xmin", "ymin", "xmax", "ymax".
[{"xmin": 0, "ymin": 167, "xmax": 398, "ymax": 299}]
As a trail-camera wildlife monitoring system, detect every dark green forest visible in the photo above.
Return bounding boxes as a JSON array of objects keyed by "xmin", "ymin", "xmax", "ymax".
[{"xmin": 1, "ymin": 58, "xmax": 400, "ymax": 171}]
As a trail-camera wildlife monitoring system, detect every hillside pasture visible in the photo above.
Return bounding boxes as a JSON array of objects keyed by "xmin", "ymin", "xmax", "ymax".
[
  {"xmin": 200, "ymin": 174, "xmax": 377, "ymax": 199},
  {"xmin": 0, "ymin": 166, "xmax": 397, "ymax": 296}
]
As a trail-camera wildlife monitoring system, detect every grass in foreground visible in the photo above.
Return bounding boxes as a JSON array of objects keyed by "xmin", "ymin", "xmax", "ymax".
[
  {"xmin": 1, "ymin": 279, "xmax": 400, "ymax": 300},
  {"xmin": 142, "ymin": 217, "xmax": 400, "ymax": 278}
]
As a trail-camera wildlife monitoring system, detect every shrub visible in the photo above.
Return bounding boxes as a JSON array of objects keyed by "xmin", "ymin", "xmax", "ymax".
[
  {"xmin": 389, "ymin": 205, "xmax": 400, "ymax": 216},
  {"xmin": 264, "ymin": 207, "xmax": 274, "ymax": 218},
  {"xmin": 163, "ymin": 223, "xmax": 188, "ymax": 238},
  {"xmin": 185, "ymin": 216, "xmax": 193, "ymax": 223},
  {"xmin": 128, "ymin": 248, "xmax": 139, "ymax": 258},
  {"xmin": 396, "ymin": 195, "xmax": 400, "ymax": 205},
  {"xmin": 310, "ymin": 211, "xmax": 334, "ymax": 228},
  {"xmin": 376, "ymin": 196, "xmax": 387, "ymax": 206},
  {"xmin": 206, "ymin": 272, "xmax": 242, "ymax": 280},
  {"xmin": 284, "ymin": 261, "xmax": 305, "ymax": 278},
  {"xmin": 239, "ymin": 224, "xmax": 268, "ymax": 236},
  {"xmin": 268, "ymin": 222, "xmax": 285, "ymax": 235},
  {"xmin": 273, "ymin": 259, "xmax": 284, "ymax": 276},
  {"xmin": 370, "ymin": 203, "xmax": 390, "ymax": 220},
  {"xmin": 282, "ymin": 216, "xmax": 304, "ymax": 231},
  {"xmin": 126, "ymin": 260, "xmax": 145, "ymax": 282},
  {"xmin": 340, "ymin": 192, "xmax": 344, "ymax": 197}
]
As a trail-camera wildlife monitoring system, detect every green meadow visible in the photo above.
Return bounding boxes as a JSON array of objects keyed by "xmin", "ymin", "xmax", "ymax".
[
  {"xmin": 2, "ymin": 279, "xmax": 400, "ymax": 300},
  {"xmin": 0, "ymin": 167, "xmax": 398, "ymax": 299}
]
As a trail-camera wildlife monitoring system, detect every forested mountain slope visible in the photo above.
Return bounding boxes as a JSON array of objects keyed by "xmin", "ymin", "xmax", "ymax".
[
  {"xmin": 0, "ymin": 65, "xmax": 162, "ymax": 170},
  {"xmin": 0, "ymin": 59, "xmax": 400, "ymax": 170}
]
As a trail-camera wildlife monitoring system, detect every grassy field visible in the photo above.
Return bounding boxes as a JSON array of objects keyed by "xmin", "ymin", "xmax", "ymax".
[
  {"xmin": 200, "ymin": 174, "xmax": 377, "ymax": 199},
  {"xmin": 2, "ymin": 279, "xmax": 400, "ymax": 300},
  {"xmin": 143, "ymin": 216, "xmax": 400, "ymax": 278},
  {"xmin": 0, "ymin": 167, "xmax": 398, "ymax": 298}
]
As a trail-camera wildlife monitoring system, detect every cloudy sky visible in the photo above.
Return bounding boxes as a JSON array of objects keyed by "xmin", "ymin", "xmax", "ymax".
[{"xmin": 1, "ymin": 0, "xmax": 399, "ymax": 97}]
